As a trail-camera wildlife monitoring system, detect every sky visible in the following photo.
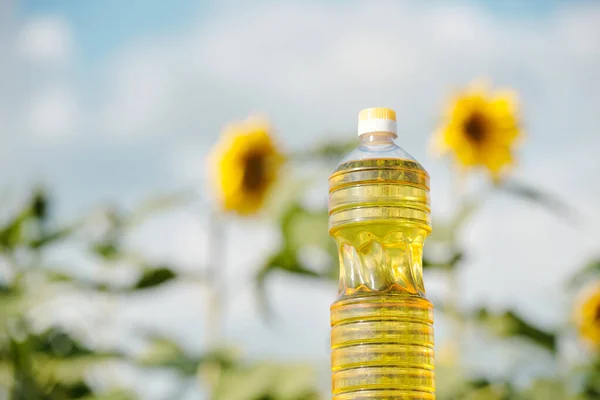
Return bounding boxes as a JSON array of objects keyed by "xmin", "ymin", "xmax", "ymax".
[{"xmin": 3, "ymin": 0, "xmax": 600, "ymax": 398}]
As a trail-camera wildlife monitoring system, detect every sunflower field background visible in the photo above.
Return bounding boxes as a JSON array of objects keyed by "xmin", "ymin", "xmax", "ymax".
[{"xmin": 2, "ymin": 1, "xmax": 600, "ymax": 399}]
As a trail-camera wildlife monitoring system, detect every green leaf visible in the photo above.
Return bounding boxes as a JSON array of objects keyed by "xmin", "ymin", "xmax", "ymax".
[
  {"xmin": 134, "ymin": 266, "xmax": 177, "ymax": 290},
  {"xmin": 476, "ymin": 308, "xmax": 557, "ymax": 353},
  {"xmin": 256, "ymin": 247, "xmax": 323, "ymax": 301},
  {"xmin": 255, "ymin": 247, "xmax": 325, "ymax": 319},
  {"xmin": 140, "ymin": 339, "xmax": 238, "ymax": 378},
  {"xmin": 46, "ymin": 271, "xmax": 75, "ymax": 284},
  {"xmin": 433, "ymin": 365, "xmax": 470, "ymax": 400},
  {"xmin": 462, "ymin": 384, "xmax": 512, "ymax": 400},
  {"xmin": 423, "ymin": 251, "xmax": 463, "ymax": 271},
  {"xmin": 91, "ymin": 240, "xmax": 121, "ymax": 261},
  {"xmin": 435, "ymin": 377, "xmax": 517, "ymax": 400},
  {"xmin": 0, "ymin": 189, "xmax": 59, "ymax": 252},
  {"xmin": 28, "ymin": 224, "xmax": 78, "ymax": 249},
  {"xmin": 7, "ymin": 328, "xmax": 110, "ymax": 399},
  {"xmin": 31, "ymin": 328, "xmax": 95, "ymax": 358},
  {"xmin": 212, "ymin": 362, "xmax": 318, "ymax": 400},
  {"xmin": 88, "ymin": 207, "xmax": 124, "ymax": 260},
  {"xmin": 289, "ymin": 211, "xmax": 329, "ymax": 250},
  {"xmin": 79, "ymin": 390, "xmax": 137, "ymax": 400},
  {"xmin": 519, "ymin": 379, "xmax": 566, "ymax": 400},
  {"xmin": 0, "ymin": 291, "xmax": 24, "ymax": 335},
  {"xmin": 270, "ymin": 363, "xmax": 319, "ymax": 400},
  {"xmin": 212, "ymin": 364, "xmax": 273, "ymax": 400},
  {"xmin": 0, "ymin": 278, "xmax": 14, "ymax": 294},
  {"xmin": 279, "ymin": 203, "xmax": 303, "ymax": 244},
  {"xmin": 277, "ymin": 201, "xmax": 333, "ymax": 268},
  {"xmin": 579, "ymin": 356, "xmax": 600, "ymax": 399},
  {"xmin": 36, "ymin": 355, "xmax": 119, "ymax": 393},
  {"xmin": 138, "ymin": 337, "xmax": 199, "ymax": 375},
  {"xmin": 265, "ymin": 201, "xmax": 334, "ymax": 276},
  {"xmin": 267, "ymin": 249, "xmax": 321, "ymax": 278},
  {"xmin": 569, "ymin": 259, "xmax": 600, "ymax": 289},
  {"xmin": 46, "ymin": 380, "xmax": 93, "ymax": 399},
  {"xmin": 500, "ymin": 180, "xmax": 574, "ymax": 221},
  {"xmin": 30, "ymin": 188, "xmax": 49, "ymax": 222},
  {"xmin": 0, "ymin": 208, "xmax": 30, "ymax": 251},
  {"xmin": 9, "ymin": 335, "xmax": 46, "ymax": 400}
]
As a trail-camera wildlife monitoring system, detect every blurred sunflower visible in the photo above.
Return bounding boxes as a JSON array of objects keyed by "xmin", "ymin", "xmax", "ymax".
[
  {"xmin": 574, "ymin": 281, "xmax": 600, "ymax": 349},
  {"xmin": 433, "ymin": 81, "xmax": 521, "ymax": 180},
  {"xmin": 208, "ymin": 117, "xmax": 284, "ymax": 216}
]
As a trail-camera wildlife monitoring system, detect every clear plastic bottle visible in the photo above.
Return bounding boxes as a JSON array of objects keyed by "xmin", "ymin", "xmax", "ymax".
[{"xmin": 329, "ymin": 108, "xmax": 435, "ymax": 399}]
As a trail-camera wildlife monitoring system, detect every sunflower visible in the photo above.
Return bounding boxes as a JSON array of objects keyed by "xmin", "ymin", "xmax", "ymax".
[
  {"xmin": 575, "ymin": 281, "xmax": 600, "ymax": 349},
  {"xmin": 433, "ymin": 81, "xmax": 522, "ymax": 180},
  {"xmin": 208, "ymin": 117, "xmax": 284, "ymax": 216}
]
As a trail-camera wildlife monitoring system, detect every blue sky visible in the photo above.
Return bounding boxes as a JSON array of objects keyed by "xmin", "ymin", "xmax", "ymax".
[
  {"xmin": 4, "ymin": 0, "xmax": 600, "ymax": 397},
  {"xmin": 19, "ymin": 0, "xmax": 204, "ymax": 65},
  {"xmin": 17, "ymin": 0, "xmax": 590, "ymax": 66}
]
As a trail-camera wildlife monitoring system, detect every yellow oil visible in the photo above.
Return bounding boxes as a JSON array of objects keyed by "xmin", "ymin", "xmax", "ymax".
[{"xmin": 329, "ymin": 158, "xmax": 435, "ymax": 399}]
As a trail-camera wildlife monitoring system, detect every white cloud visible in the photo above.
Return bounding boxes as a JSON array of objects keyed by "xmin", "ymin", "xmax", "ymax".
[
  {"xmin": 18, "ymin": 15, "xmax": 73, "ymax": 66},
  {"xmin": 96, "ymin": 1, "xmax": 600, "ymax": 152},
  {"xmin": 126, "ymin": 208, "xmax": 209, "ymax": 272},
  {"xmin": 0, "ymin": 14, "xmax": 80, "ymax": 144},
  {"xmin": 558, "ymin": 4, "xmax": 600, "ymax": 56},
  {"xmin": 26, "ymin": 85, "xmax": 78, "ymax": 137},
  {"xmin": 102, "ymin": 48, "xmax": 174, "ymax": 139}
]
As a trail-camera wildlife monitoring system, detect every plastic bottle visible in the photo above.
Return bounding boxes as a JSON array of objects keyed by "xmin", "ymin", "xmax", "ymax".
[{"xmin": 329, "ymin": 107, "xmax": 435, "ymax": 399}]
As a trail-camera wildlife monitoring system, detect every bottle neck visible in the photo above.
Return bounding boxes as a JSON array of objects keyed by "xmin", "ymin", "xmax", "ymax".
[{"xmin": 359, "ymin": 132, "xmax": 397, "ymax": 146}]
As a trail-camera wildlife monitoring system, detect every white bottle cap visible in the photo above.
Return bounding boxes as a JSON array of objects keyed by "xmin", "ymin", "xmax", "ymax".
[{"xmin": 358, "ymin": 107, "xmax": 397, "ymax": 137}]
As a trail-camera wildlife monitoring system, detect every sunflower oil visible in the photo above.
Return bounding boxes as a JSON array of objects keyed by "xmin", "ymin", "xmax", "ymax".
[{"xmin": 329, "ymin": 108, "xmax": 435, "ymax": 399}]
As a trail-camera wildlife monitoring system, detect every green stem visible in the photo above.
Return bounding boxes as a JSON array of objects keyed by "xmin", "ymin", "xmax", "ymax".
[
  {"xmin": 447, "ymin": 168, "xmax": 466, "ymax": 363},
  {"xmin": 204, "ymin": 210, "xmax": 225, "ymax": 397},
  {"xmin": 206, "ymin": 211, "xmax": 224, "ymax": 346}
]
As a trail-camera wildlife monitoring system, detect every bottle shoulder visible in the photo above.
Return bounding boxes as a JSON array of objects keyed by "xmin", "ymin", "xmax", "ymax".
[
  {"xmin": 340, "ymin": 143, "xmax": 415, "ymax": 162},
  {"xmin": 333, "ymin": 144, "xmax": 427, "ymax": 176}
]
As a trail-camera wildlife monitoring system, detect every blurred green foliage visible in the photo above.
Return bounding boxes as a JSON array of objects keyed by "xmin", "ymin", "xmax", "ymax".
[
  {"xmin": 0, "ymin": 189, "xmax": 320, "ymax": 399},
  {"xmin": 1, "ymin": 138, "xmax": 598, "ymax": 399}
]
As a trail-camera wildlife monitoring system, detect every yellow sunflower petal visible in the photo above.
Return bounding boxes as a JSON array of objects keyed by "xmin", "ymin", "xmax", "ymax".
[
  {"xmin": 207, "ymin": 116, "xmax": 284, "ymax": 216},
  {"xmin": 574, "ymin": 281, "xmax": 600, "ymax": 349},
  {"xmin": 432, "ymin": 80, "xmax": 523, "ymax": 180}
]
